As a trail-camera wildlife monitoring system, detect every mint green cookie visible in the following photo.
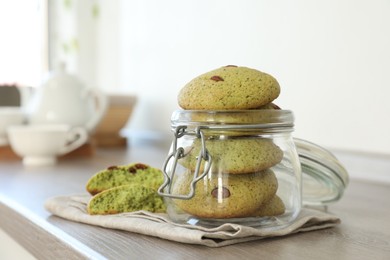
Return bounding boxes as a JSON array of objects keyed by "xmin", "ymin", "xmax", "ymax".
[
  {"xmin": 179, "ymin": 138, "xmax": 283, "ymax": 174},
  {"xmin": 172, "ymin": 169, "xmax": 278, "ymax": 219},
  {"xmin": 249, "ymin": 195, "xmax": 285, "ymax": 217},
  {"xmin": 178, "ymin": 66, "xmax": 280, "ymax": 110}
]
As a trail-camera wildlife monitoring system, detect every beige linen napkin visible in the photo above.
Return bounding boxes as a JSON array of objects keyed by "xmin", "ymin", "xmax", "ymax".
[{"xmin": 44, "ymin": 194, "xmax": 340, "ymax": 247}]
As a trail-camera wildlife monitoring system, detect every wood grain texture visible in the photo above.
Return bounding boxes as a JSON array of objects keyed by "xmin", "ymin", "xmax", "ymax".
[{"xmin": 0, "ymin": 141, "xmax": 389, "ymax": 259}]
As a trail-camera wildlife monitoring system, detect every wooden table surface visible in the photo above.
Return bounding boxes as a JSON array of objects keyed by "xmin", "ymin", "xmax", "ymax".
[{"xmin": 0, "ymin": 140, "xmax": 389, "ymax": 260}]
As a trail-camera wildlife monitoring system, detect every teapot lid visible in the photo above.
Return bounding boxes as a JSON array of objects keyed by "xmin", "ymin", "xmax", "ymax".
[{"xmin": 42, "ymin": 62, "xmax": 85, "ymax": 89}]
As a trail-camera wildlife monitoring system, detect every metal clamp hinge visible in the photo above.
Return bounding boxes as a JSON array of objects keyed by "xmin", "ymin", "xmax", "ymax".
[{"xmin": 158, "ymin": 126, "xmax": 212, "ymax": 200}]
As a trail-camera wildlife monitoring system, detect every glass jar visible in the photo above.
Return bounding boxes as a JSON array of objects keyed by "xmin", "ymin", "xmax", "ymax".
[{"xmin": 158, "ymin": 109, "xmax": 348, "ymax": 229}]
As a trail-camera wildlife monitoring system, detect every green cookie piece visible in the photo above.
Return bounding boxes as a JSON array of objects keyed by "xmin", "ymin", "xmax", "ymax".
[
  {"xmin": 87, "ymin": 184, "xmax": 166, "ymax": 215},
  {"xmin": 86, "ymin": 163, "xmax": 163, "ymax": 195}
]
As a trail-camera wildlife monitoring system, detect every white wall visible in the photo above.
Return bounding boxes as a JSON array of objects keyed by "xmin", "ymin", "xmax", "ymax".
[{"xmin": 61, "ymin": 0, "xmax": 390, "ymax": 154}]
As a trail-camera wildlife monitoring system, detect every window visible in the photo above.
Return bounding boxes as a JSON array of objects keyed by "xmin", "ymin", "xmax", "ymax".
[{"xmin": 0, "ymin": 0, "xmax": 47, "ymax": 87}]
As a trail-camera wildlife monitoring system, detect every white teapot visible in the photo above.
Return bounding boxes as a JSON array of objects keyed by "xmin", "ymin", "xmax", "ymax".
[{"xmin": 28, "ymin": 64, "xmax": 107, "ymax": 133}]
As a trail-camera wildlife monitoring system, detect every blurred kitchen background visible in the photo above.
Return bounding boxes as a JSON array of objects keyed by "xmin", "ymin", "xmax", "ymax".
[
  {"xmin": 1, "ymin": 0, "xmax": 389, "ymax": 154},
  {"xmin": 1, "ymin": 2, "xmax": 389, "ymax": 258}
]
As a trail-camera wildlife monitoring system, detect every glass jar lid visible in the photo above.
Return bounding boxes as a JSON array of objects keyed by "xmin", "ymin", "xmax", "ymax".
[{"xmin": 295, "ymin": 138, "xmax": 349, "ymax": 206}]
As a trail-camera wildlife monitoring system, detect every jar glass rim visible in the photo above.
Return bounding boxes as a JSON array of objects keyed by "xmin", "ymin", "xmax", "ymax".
[{"xmin": 171, "ymin": 109, "xmax": 294, "ymax": 127}]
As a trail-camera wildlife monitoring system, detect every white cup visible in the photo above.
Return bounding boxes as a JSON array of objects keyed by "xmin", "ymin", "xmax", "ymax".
[{"xmin": 7, "ymin": 124, "xmax": 88, "ymax": 166}]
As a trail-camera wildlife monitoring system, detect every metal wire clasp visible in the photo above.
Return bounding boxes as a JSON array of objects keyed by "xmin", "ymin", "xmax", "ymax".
[{"xmin": 157, "ymin": 126, "xmax": 212, "ymax": 200}]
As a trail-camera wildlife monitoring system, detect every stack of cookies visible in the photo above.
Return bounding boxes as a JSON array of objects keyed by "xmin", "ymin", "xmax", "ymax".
[{"xmin": 172, "ymin": 65, "xmax": 286, "ymax": 219}]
